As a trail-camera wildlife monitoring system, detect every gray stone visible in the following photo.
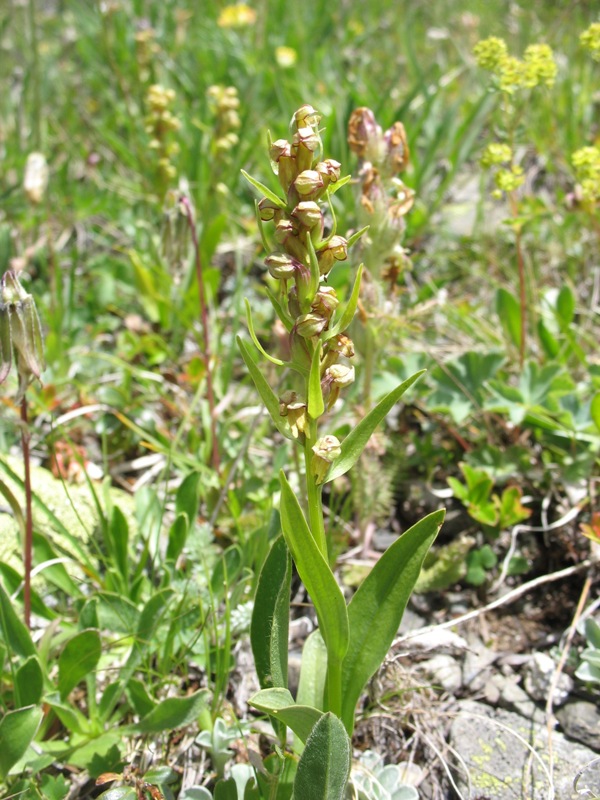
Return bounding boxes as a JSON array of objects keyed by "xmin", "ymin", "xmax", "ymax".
[
  {"xmin": 421, "ymin": 654, "xmax": 463, "ymax": 694},
  {"xmin": 556, "ymin": 700, "xmax": 600, "ymax": 751},
  {"xmin": 524, "ymin": 652, "xmax": 573, "ymax": 707},
  {"xmin": 450, "ymin": 699, "xmax": 599, "ymax": 799}
]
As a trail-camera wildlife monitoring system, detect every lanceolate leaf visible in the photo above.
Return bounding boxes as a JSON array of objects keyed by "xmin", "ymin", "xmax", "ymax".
[
  {"xmin": 326, "ymin": 371, "xmax": 425, "ymax": 483},
  {"xmin": 0, "ymin": 580, "xmax": 35, "ymax": 658},
  {"xmin": 58, "ymin": 629, "xmax": 102, "ymax": 700},
  {"xmin": 237, "ymin": 336, "xmax": 292, "ymax": 440},
  {"xmin": 340, "ymin": 510, "xmax": 444, "ymax": 733},
  {"xmin": 251, "ymin": 536, "xmax": 291, "ymax": 690},
  {"xmin": 240, "ymin": 170, "xmax": 287, "ymax": 209},
  {"xmin": 292, "ymin": 712, "xmax": 350, "ymax": 800},
  {"xmin": 249, "ymin": 688, "xmax": 323, "ymax": 744},
  {"xmin": 324, "ymin": 264, "xmax": 363, "ymax": 342},
  {"xmin": 279, "ymin": 472, "xmax": 348, "ymax": 663}
]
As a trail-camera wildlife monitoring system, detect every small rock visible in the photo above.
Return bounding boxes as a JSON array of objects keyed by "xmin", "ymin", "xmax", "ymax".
[
  {"xmin": 450, "ymin": 699, "xmax": 599, "ymax": 799},
  {"xmin": 420, "ymin": 654, "xmax": 463, "ymax": 694},
  {"xmin": 523, "ymin": 652, "xmax": 573, "ymax": 706},
  {"xmin": 556, "ymin": 700, "xmax": 600, "ymax": 751}
]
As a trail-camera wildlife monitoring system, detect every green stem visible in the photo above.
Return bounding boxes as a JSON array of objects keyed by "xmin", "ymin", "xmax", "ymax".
[
  {"xmin": 326, "ymin": 658, "xmax": 342, "ymax": 718},
  {"xmin": 304, "ymin": 433, "xmax": 327, "ymax": 559},
  {"xmin": 20, "ymin": 397, "xmax": 32, "ymax": 629}
]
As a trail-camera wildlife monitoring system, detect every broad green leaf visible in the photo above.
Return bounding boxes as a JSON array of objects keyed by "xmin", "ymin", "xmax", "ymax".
[
  {"xmin": 15, "ymin": 655, "xmax": 44, "ymax": 707},
  {"xmin": 251, "ymin": 536, "xmax": 291, "ymax": 690},
  {"xmin": 176, "ymin": 472, "xmax": 201, "ymax": 526},
  {"xmin": 556, "ymin": 285, "xmax": 575, "ymax": 329},
  {"xmin": 537, "ymin": 320, "xmax": 560, "ymax": 359},
  {"xmin": 249, "ymin": 688, "xmax": 323, "ymax": 744},
  {"xmin": 134, "ymin": 690, "xmax": 208, "ymax": 734},
  {"xmin": 341, "ymin": 510, "xmax": 444, "ymax": 733},
  {"xmin": 585, "ymin": 618, "xmax": 600, "ymax": 650},
  {"xmin": 496, "ymin": 288, "xmax": 521, "ymax": 350},
  {"xmin": 297, "ymin": 630, "xmax": 327, "ymax": 712},
  {"xmin": 58, "ymin": 629, "xmax": 102, "ymax": 699},
  {"xmin": 0, "ymin": 580, "xmax": 35, "ymax": 658},
  {"xmin": 279, "ymin": 473, "xmax": 348, "ymax": 663},
  {"xmin": 0, "ymin": 705, "xmax": 43, "ymax": 779},
  {"xmin": 166, "ymin": 513, "xmax": 189, "ymax": 562},
  {"xmin": 326, "ymin": 372, "xmax": 425, "ymax": 483},
  {"xmin": 108, "ymin": 506, "xmax": 129, "ymax": 579},
  {"xmin": 96, "ymin": 592, "xmax": 140, "ymax": 634},
  {"xmin": 308, "ymin": 342, "xmax": 324, "ymax": 419},
  {"xmin": 292, "ymin": 712, "xmax": 350, "ymax": 800},
  {"xmin": 237, "ymin": 337, "xmax": 293, "ymax": 440},
  {"xmin": 125, "ymin": 678, "xmax": 156, "ymax": 718}
]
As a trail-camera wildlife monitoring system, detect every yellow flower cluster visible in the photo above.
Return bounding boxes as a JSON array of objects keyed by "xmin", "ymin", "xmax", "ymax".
[
  {"xmin": 572, "ymin": 146, "xmax": 600, "ymax": 202},
  {"xmin": 207, "ymin": 85, "xmax": 241, "ymax": 154},
  {"xmin": 474, "ymin": 37, "xmax": 557, "ymax": 94},
  {"xmin": 145, "ymin": 84, "xmax": 181, "ymax": 188},
  {"xmin": 480, "ymin": 143, "xmax": 524, "ymax": 197},
  {"xmin": 217, "ymin": 4, "xmax": 257, "ymax": 28},
  {"xmin": 580, "ymin": 22, "xmax": 600, "ymax": 61}
]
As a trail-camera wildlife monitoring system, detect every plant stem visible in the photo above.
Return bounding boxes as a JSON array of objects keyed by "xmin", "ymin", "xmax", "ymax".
[
  {"xmin": 326, "ymin": 658, "xmax": 342, "ymax": 718},
  {"xmin": 509, "ymin": 192, "xmax": 527, "ymax": 368},
  {"xmin": 304, "ymin": 426, "xmax": 327, "ymax": 559},
  {"xmin": 181, "ymin": 197, "xmax": 220, "ymax": 473},
  {"xmin": 28, "ymin": 0, "xmax": 41, "ymax": 150},
  {"xmin": 20, "ymin": 397, "xmax": 33, "ymax": 629}
]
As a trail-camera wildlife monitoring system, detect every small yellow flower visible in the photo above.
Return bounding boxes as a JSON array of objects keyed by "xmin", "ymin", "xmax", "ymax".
[
  {"xmin": 275, "ymin": 46, "xmax": 297, "ymax": 68},
  {"xmin": 481, "ymin": 143, "xmax": 513, "ymax": 168},
  {"xmin": 572, "ymin": 146, "xmax": 600, "ymax": 202},
  {"xmin": 494, "ymin": 165, "xmax": 524, "ymax": 194},
  {"xmin": 473, "ymin": 36, "xmax": 508, "ymax": 71},
  {"xmin": 218, "ymin": 4, "xmax": 257, "ymax": 28},
  {"xmin": 580, "ymin": 22, "xmax": 600, "ymax": 62}
]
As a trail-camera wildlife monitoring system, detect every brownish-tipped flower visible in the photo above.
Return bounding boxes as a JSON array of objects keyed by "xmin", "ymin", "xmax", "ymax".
[
  {"xmin": 291, "ymin": 201, "xmax": 323, "ymax": 232},
  {"xmin": 265, "ymin": 252, "xmax": 297, "ymax": 280},
  {"xmin": 383, "ymin": 122, "xmax": 410, "ymax": 174},
  {"xmin": 311, "ymin": 435, "xmax": 342, "ymax": 484},
  {"xmin": 279, "ymin": 390, "xmax": 308, "ymax": 439},
  {"xmin": 321, "ymin": 363, "xmax": 355, "ymax": 409},
  {"xmin": 317, "ymin": 235, "xmax": 348, "ymax": 275},
  {"xmin": 316, "ymin": 159, "xmax": 341, "ymax": 188},
  {"xmin": 0, "ymin": 270, "xmax": 46, "ymax": 398},
  {"xmin": 258, "ymin": 197, "xmax": 284, "ymax": 222},
  {"xmin": 347, "ymin": 107, "xmax": 382, "ymax": 160},
  {"xmin": 293, "ymin": 105, "xmax": 320, "ymax": 130},
  {"xmin": 311, "ymin": 286, "xmax": 339, "ymax": 320},
  {"xmin": 294, "ymin": 169, "xmax": 325, "ymax": 201},
  {"xmin": 321, "ymin": 333, "xmax": 355, "ymax": 370},
  {"xmin": 295, "ymin": 312, "xmax": 328, "ymax": 339}
]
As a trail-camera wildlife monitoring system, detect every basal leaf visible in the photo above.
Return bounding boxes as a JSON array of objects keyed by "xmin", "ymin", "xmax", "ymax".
[
  {"xmin": 0, "ymin": 705, "xmax": 43, "ymax": 779},
  {"xmin": 341, "ymin": 510, "xmax": 444, "ymax": 733},
  {"xmin": 326, "ymin": 372, "xmax": 425, "ymax": 483},
  {"xmin": 249, "ymin": 688, "xmax": 322, "ymax": 744},
  {"xmin": 58, "ymin": 629, "xmax": 102, "ymax": 699},
  {"xmin": 251, "ymin": 536, "xmax": 291, "ymax": 690},
  {"xmin": 292, "ymin": 712, "xmax": 350, "ymax": 800},
  {"xmin": 279, "ymin": 472, "xmax": 348, "ymax": 663}
]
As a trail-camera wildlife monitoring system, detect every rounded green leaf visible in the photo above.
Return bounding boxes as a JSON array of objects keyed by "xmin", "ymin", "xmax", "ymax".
[
  {"xmin": 0, "ymin": 705, "xmax": 43, "ymax": 779},
  {"xmin": 58, "ymin": 629, "xmax": 102, "ymax": 699}
]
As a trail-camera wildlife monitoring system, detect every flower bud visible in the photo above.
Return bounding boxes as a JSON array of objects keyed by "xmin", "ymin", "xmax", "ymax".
[
  {"xmin": 291, "ymin": 201, "xmax": 323, "ymax": 233},
  {"xmin": 317, "ymin": 235, "xmax": 348, "ymax": 275},
  {"xmin": 311, "ymin": 435, "xmax": 341, "ymax": 484},
  {"xmin": 383, "ymin": 121, "xmax": 409, "ymax": 174},
  {"xmin": 279, "ymin": 390, "xmax": 308, "ymax": 439},
  {"xmin": 23, "ymin": 152, "xmax": 49, "ymax": 205},
  {"xmin": 315, "ymin": 159, "xmax": 341, "ymax": 188},
  {"xmin": 294, "ymin": 170, "xmax": 325, "ymax": 201},
  {"xmin": 258, "ymin": 197, "xmax": 284, "ymax": 222},
  {"xmin": 293, "ymin": 105, "xmax": 320, "ymax": 131},
  {"xmin": 265, "ymin": 252, "xmax": 297, "ymax": 280},
  {"xmin": 295, "ymin": 312, "xmax": 327, "ymax": 339},
  {"xmin": 0, "ymin": 270, "xmax": 46, "ymax": 398},
  {"xmin": 311, "ymin": 286, "xmax": 339, "ymax": 320},
  {"xmin": 270, "ymin": 139, "xmax": 297, "ymax": 192},
  {"xmin": 273, "ymin": 219, "xmax": 306, "ymax": 261}
]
